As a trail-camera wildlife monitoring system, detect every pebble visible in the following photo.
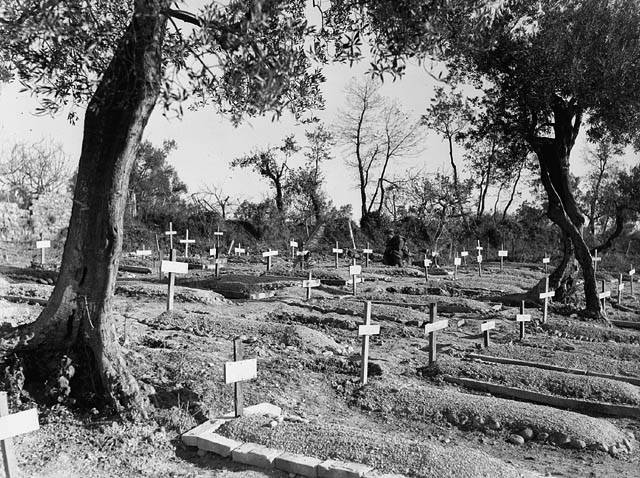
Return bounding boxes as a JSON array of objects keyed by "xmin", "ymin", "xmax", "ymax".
[
  {"xmin": 269, "ymin": 420, "xmax": 278, "ymax": 428},
  {"xmin": 486, "ymin": 417, "xmax": 501, "ymax": 430},
  {"xmin": 570, "ymin": 438, "xmax": 586, "ymax": 450},
  {"xmin": 509, "ymin": 434, "xmax": 525, "ymax": 445},
  {"xmin": 537, "ymin": 432, "xmax": 549, "ymax": 442},
  {"xmin": 519, "ymin": 428, "xmax": 534, "ymax": 440}
]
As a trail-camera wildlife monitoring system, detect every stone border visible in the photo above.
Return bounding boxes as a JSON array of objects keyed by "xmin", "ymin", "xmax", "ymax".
[{"xmin": 181, "ymin": 403, "xmax": 404, "ymax": 478}]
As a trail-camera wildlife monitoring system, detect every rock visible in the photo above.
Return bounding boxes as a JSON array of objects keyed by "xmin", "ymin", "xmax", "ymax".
[
  {"xmin": 537, "ymin": 432, "xmax": 549, "ymax": 442},
  {"xmin": 570, "ymin": 439, "xmax": 586, "ymax": 450},
  {"xmin": 553, "ymin": 433, "xmax": 570, "ymax": 446},
  {"xmin": 509, "ymin": 434, "xmax": 525, "ymax": 445},
  {"xmin": 269, "ymin": 420, "xmax": 278, "ymax": 428},
  {"xmin": 486, "ymin": 417, "xmax": 501, "ymax": 430},
  {"xmin": 519, "ymin": 428, "xmax": 534, "ymax": 441}
]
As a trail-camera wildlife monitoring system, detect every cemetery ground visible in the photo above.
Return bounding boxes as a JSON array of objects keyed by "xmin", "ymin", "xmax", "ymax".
[{"xmin": 1, "ymin": 242, "xmax": 640, "ymax": 477}]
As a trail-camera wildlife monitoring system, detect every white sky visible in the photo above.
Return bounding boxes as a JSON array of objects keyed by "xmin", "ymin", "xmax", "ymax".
[{"xmin": 0, "ymin": 59, "xmax": 636, "ymax": 220}]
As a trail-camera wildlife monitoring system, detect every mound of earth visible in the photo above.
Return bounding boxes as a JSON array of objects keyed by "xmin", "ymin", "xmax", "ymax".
[
  {"xmin": 218, "ymin": 415, "xmax": 533, "ymax": 478},
  {"xmin": 115, "ymin": 282, "xmax": 228, "ymax": 304}
]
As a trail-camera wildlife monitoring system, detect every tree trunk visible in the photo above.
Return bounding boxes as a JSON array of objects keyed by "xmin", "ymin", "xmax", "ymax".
[
  {"xmin": 502, "ymin": 161, "xmax": 523, "ymax": 222},
  {"xmin": 531, "ymin": 98, "xmax": 602, "ymax": 316},
  {"xmin": 7, "ymin": 0, "xmax": 167, "ymax": 414}
]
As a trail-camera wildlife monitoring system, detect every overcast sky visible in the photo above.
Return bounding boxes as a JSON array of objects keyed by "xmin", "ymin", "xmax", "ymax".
[{"xmin": 1, "ymin": 58, "xmax": 634, "ymax": 221}]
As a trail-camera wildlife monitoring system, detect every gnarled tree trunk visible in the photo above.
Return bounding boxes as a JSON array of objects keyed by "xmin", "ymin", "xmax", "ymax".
[
  {"xmin": 530, "ymin": 96, "xmax": 602, "ymax": 316},
  {"xmin": 5, "ymin": 0, "xmax": 168, "ymax": 415}
]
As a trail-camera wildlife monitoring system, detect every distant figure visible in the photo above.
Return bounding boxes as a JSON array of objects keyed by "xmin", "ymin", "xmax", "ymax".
[{"xmin": 383, "ymin": 233, "xmax": 409, "ymax": 266}]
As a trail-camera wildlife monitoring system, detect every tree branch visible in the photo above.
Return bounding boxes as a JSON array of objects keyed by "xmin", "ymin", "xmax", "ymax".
[{"xmin": 165, "ymin": 9, "xmax": 202, "ymax": 27}]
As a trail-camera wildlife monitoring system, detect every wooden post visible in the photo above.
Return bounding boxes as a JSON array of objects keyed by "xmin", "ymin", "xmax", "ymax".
[
  {"xmin": 516, "ymin": 301, "xmax": 531, "ymax": 340},
  {"xmin": 179, "ymin": 229, "xmax": 195, "ymax": 258},
  {"xmin": 0, "ymin": 392, "xmax": 17, "ymax": 478},
  {"xmin": 498, "ymin": 244, "xmax": 508, "ymax": 272},
  {"xmin": 359, "ymin": 301, "xmax": 380, "ymax": 385},
  {"xmin": 629, "ymin": 266, "xmax": 635, "ymax": 295},
  {"xmin": 423, "ymin": 254, "xmax": 432, "ymax": 281},
  {"xmin": 461, "ymin": 250, "xmax": 468, "ymax": 268},
  {"xmin": 539, "ymin": 277, "xmax": 555, "ymax": 323},
  {"xmin": 262, "ymin": 249, "xmax": 278, "ymax": 272},
  {"xmin": 36, "ymin": 240, "xmax": 50, "ymax": 266},
  {"xmin": 543, "ymin": 253, "xmax": 550, "ymax": 274},
  {"xmin": 350, "ymin": 259, "xmax": 361, "ymax": 296},
  {"xmin": 301, "ymin": 272, "xmax": 320, "ymax": 299},
  {"xmin": 454, "ymin": 256, "xmax": 461, "ymax": 280},
  {"xmin": 233, "ymin": 338, "xmax": 244, "ymax": 417},
  {"xmin": 0, "ymin": 392, "xmax": 39, "ymax": 478},
  {"xmin": 480, "ymin": 320, "xmax": 496, "ymax": 348},
  {"xmin": 333, "ymin": 241, "xmax": 343, "ymax": 269},
  {"xmin": 214, "ymin": 228, "xmax": 224, "ymax": 258},
  {"xmin": 618, "ymin": 273, "xmax": 624, "ymax": 304},
  {"xmin": 425, "ymin": 304, "xmax": 448, "ymax": 365},
  {"xmin": 160, "ymin": 249, "xmax": 188, "ymax": 311},
  {"xmin": 363, "ymin": 243, "xmax": 373, "ymax": 268},
  {"xmin": 290, "ymin": 240, "xmax": 298, "ymax": 259},
  {"xmin": 598, "ymin": 279, "xmax": 611, "ymax": 312},
  {"xmin": 167, "ymin": 249, "xmax": 176, "ymax": 311},
  {"xmin": 165, "ymin": 221, "xmax": 177, "ymax": 250},
  {"xmin": 477, "ymin": 252, "xmax": 483, "ymax": 277},
  {"xmin": 592, "ymin": 249, "xmax": 600, "ymax": 275}
]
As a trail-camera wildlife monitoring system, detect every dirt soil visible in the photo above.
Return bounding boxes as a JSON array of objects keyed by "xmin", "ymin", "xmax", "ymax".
[{"xmin": 1, "ymin": 251, "xmax": 640, "ymax": 477}]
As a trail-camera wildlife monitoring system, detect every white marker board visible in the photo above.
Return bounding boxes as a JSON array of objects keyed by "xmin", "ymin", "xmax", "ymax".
[
  {"xmin": 0, "ymin": 408, "xmax": 39, "ymax": 441},
  {"xmin": 516, "ymin": 314, "xmax": 531, "ymax": 322},
  {"xmin": 477, "ymin": 255, "xmax": 483, "ymax": 263},
  {"xmin": 224, "ymin": 358, "xmax": 257, "ymax": 384},
  {"xmin": 289, "ymin": 240, "xmax": 298, "ymax": 248},
  {"xmin": 542, "ymin": 257, "xmax": 551, "ymax": 264},
  {"xmin": 424, "ymin": 320, "xmax": 448, "ymax": 334},
  {"xmin": 539, "ymin": 291, "xmax": 555, "ymax": 299},
  {"xmin": 454, "ymin": 258, "xmax": 462, "ymax": 266},
  {"xmin": 480, "ymin": 320, "xmax": 496, "ymax": 332},
  {"xmin": 161, "ymin": 260, "xmax": 188, "ymax": 274},
  {"xmin": 358, "ymin": 324, "xmax": 380, "ymax": 336},
  {"xmin": 209, "ymin": 248, "xmax": 216, "ymax": 256},
  {"xmin": 262, "ymin": 250, "xmax": 278, "ymax": 257},
  {"xmin": 332, "ymin": 248, "xmax": 343, "ymax": 254},
  {"xmin": 302, "ymin": 279, "xmax": 321, "ymax": 288},
  {"xmin": 460, "ymin": 251, "xmax": 469, "ymax": 257},
  {"xmin": 498, "ymin": 250, "xmax": 508, "ymax": 257},
  {"xmin": 349, "ymin": 265, "xmax": 362, "ymax": 276},
  {"xmin": 36, "ymin": 240, "xmax": 51, "ymax": 249},
  {"xmin": 135, "ymin": 250, "xmax": 152, "ymax": 256}
]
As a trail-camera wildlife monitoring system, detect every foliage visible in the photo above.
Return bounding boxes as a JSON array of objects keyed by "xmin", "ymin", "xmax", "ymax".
[{"xmin": 0, "ymin": 139, "xmax": 73, "ymax": 208}]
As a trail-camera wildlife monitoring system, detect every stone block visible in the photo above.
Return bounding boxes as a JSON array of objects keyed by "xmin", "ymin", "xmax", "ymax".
[
  {"xmin": 274, "ymin": 452, "xmax": 322, "ymax": 477},
  {"xmin": 182, "ymin": 420, "xmax": 221, "ymax": 447},
  {"xmin": 197, "ymin": 432, "xmax": 242, "ymax": 457},
  {"xmin": 317, "ymin": 459, "xmax": 373, "ymax": 478},
  {"xmin": 243, "ymin": 402, "xmax": 282, "ymax": 418},
  {"xmin": 232, "ymin": 442, "xmax": 283, "ymax": 469}
]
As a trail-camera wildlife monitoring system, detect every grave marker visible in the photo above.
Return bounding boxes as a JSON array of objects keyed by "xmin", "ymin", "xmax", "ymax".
[
  {"xmin": 424, "ymin": 303, "xmax": 446, "ymax": 365},
  {"xmin": 359, "ymin": 301, "xmax": 380, "ymax": 385},
  {"xmin": 423, "ymin": 254, "xmax": 432, "ymax": 281},
  {"xmin": 35, "ymin": 239, "xmax": 51, "ymax": 265},
  {"xmin": 289, "ymin": 239, "xmax": 298, "ymax": 258},
  {"xmin": 476, "ymin": 252, "xmax": 483, "ymax": 277},
  {"xmin": 592, "ymin": 249, "xmax": 601, "ymax": 274},
  {"xmin": 160, "ymin": 249, "xmax": 188, "ymax": 311},
  {"xmin": 165, "ymin": 222, "xmax": 177, "ymax": 249},
  {"xmin": 539, "ymin": 277, "xmax": 555, "ymax": 323},
  {"xmin": 211, "ymin": 257, "xmax": 227, "ymax": 278},
  {"xmin": 209, "ymin": 247, "xmax": 217, "ymax": 257},
  {"xmin": 179, "ymin": 229, "xmax": 195, "ymax": 258},
  {"xmin": 349, "ymin": 259, "xmax": 362, "ymax": 296},
  {"xmin": 617, "ymin": 273, "xmax": 624, "ymax": 304},
  {"xmin": 234, "ymin": 244, "xmax": 246, "ymax": 256},
  {"xmin": 262, "ymin": 249, "xmax": 278, "ymax": 272},
  {"xmin": 480, "ymin": 320, "xmax": 496, "ymax": 348},
  {"xmin": 296, "ymin": 249, "xmax": 309, "ymax": 270},
  {"xmin": 542, "ymin": 254, "xmax": 551, "ymax": 274},
  {"xmin": 1, "ymin": 391, "xmax": 39, "ymax": 478},
  {"xmin": 498, "ymin": 244, "xmax": 508, "ymax": 272},
  {"xmin": 515, "ymin": 301, "xmax": 531, "ymax": 340},
  {"xmin": 453, "ymin": 256, "xmax": 461, "ymax": 280},
  {"xmin": 598, "ymin": 279, "xmax": 611, "ymax": 313},
  {"xmin": 460, "ymin": 250, "xmax": 469, "ymax": 268},
  {"xmin": 629, "ymin": 266, "xmax": 635, "ymax": 295},
  {"xmin": 301, "ymin": 272, "xmax": 321, "ymax": 300},
  {"xmin": 135, "ymin": 246, "xmax": 152, "ymax": 257},
  {"xmin": 332, "ymin": 241, "xmax": 343, "ymax": 269},
  {"xmin": 362, "ymin": 243, "xmax": 373, "ymax": 268},
  {"xmin": 224, "ymin": 338, "xmax": 257, "ymax": 418},
  {"xmin": 214, "ymin": 227, "xmax": 224, "ymax": 258}
]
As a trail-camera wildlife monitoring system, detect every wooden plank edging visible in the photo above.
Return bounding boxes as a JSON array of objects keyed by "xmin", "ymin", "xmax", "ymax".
[
  {"xmin": 442, "ymin": 375, "xmax": 640, "ymax": 418},
  {"xmin": 467, "ymin": 353, "xmax": 640, "ymax": 387}
]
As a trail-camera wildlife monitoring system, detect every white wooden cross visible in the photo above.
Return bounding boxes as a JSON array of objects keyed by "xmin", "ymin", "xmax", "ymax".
[
  {"xmin": 224, "ymin": 338, "xmax": 257, "ymax": 418},
  {"xmin": 362, "ymin": 243, "xmax": 373, "ymax": 268},
  {"xmin": 332, "ymin": 241, "xmax": 343, "ymax": 269},
  {"xmin": 296, "ymin": 249, "xmax": 309, "ymax": 270},
  {"xmin": 262, "ymin": 249, "xmax": 278, "ymax": 272},
  {"xmin": 629, "ymin": 266, "xmax": 636, "ymax": 295},
  {"xmin": 160, "ymin": 250, "xmax": 189, "ymax": 311},
  {"xmin": 476, "ymin": 251, "xmax": 483, "ymax": 277},
  {"xmin": 359, "ymin": 301, "xmax": 380, "ymax": 385},
  {"xmin": 209, "ymin": 247, "xmax": 217, "ymax": 257},
  {"xmin": 35, "ymin": 239, "xmax": 51, "ymax": 266},
  {"xmin": 453, "ymin": 255, "xmax": 461, "ymax": 280},
  {"xmin": 498, "ymin": 244, "xmax": 508, "ymax": 272},
  {"xmin": 424, "ymin": 305, "xmax": 447, "ymax": 365},
  {"xmin": 515, "ymin": 300, "xmax": 531, "ymax": 340},
  {"xmin": 598, "ymin": 279, "xmax": 611, "ymax": 313},
  {"xmin": 423, "ymin": 254, "xmax": 432, "ymax": 280},
  {"xmin": 475, "ymin": 240, "xmax": 483, "ymax": 254},
  {"xmin": 165, "ymin": 222, "xmax": 177, "ymax": 249},
  {"xmin": 0, "ymin": 391, "xmax": 39, "ymax": 478},
  {"xmin": 480, "ymin": 320, "xmax": 496, "ymax": 348},
  {"xmin": 301, "ymin": 272, "xmax": 321, "ymax": 300},
  {"xmin": 539, "ymin": 277, "xmax": 555, "ymax": 323},
  {"xmin": 179, "ymin": 230, "xmax": 196, "ymax": 258},
  {"xmin": 349, "ymin": 259, "xmax": 362, "ymax": 296},
  {"xmin": 542, "ymin": 253, "xmax": 551, "ymax": 274},
  {"xmin": 234, "ymin": 244, "xmax": 246, "ymax": 256},
  {"xmin": 592, "ymin": 249, "xmax": 601, "ymax": 274},
  {"xmin": 289, "ymin": 239, "xmax": 298, "ymax": 258}
]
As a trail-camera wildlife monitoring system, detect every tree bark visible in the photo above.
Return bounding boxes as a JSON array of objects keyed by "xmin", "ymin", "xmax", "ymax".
[
  {"xmin": 530, "ymin": 97, "xmax": 602, "ymax": 316},
  {"xmin": 6, "ymin": 0, "xmax": 168, "ymax": 414}
]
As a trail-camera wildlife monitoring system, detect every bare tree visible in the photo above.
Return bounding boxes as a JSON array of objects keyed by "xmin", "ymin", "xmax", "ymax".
[
  {"xmin": 335, "ymin": 78, "xmax": 423, "ymax": 227},
  {"xmin": 0, "ymin": 139, "xmax": 72, "ymax": 207},
  {"xmin": 583, "ymin": 141, "xmax": 621, "ymax": 237}
]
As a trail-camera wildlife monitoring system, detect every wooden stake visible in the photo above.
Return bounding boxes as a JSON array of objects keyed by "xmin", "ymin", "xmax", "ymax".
[
  {"xmin": 179, "ymin": 229, "xmax": 195, "ymax": 258},
  {"xmin": 423, "ymin": 254, "xmax": 431, "ymax": 281},
  {"xmin": 425, "ymin": 304, "xmax": 447, "ymax": 365},
  {"xmin": 539, "ymin": 277, "xmax": 555, "ymax": 323},
  {"xmin": 516, "ymin": 301, "xmax": 531, "ymax": 340},
  {"xmin": 481, "ymin": 320, "xmax": 496, "ymax": 348},
  {"xmin": 166, "ymin": 249, "xmax": 177, "ymax": 311},
  {"xmin": 359, "ymin": 301, "xmax": 380, "ymax": 385},
  {"xmin": 233, "ymin": 338, "xmax": 244, "ymax": 417},
  {"xmin": 618, "ymin": 273, "xmax": 624, "ymax": 304},
  {"xmin": 363, "ymin": 243, "xmax": 373, "ymax": 268},
  {"xmin": 165, "ymin": 222, "xmax": 177, "ymax": 250},
  {"xmin": 0, "ymin": 392, "xmax": 17, "ymax": 478},
  {"xmin": 350, "ymin": 259, "xmax": 361, "ymax": 296},
  {"xmin": 333, "ymin": 241, "xmax": 343, "ymax": 269},
  {"xmin": 629, "ymin": 266, "xmax": 635, "ymax": 295}
]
